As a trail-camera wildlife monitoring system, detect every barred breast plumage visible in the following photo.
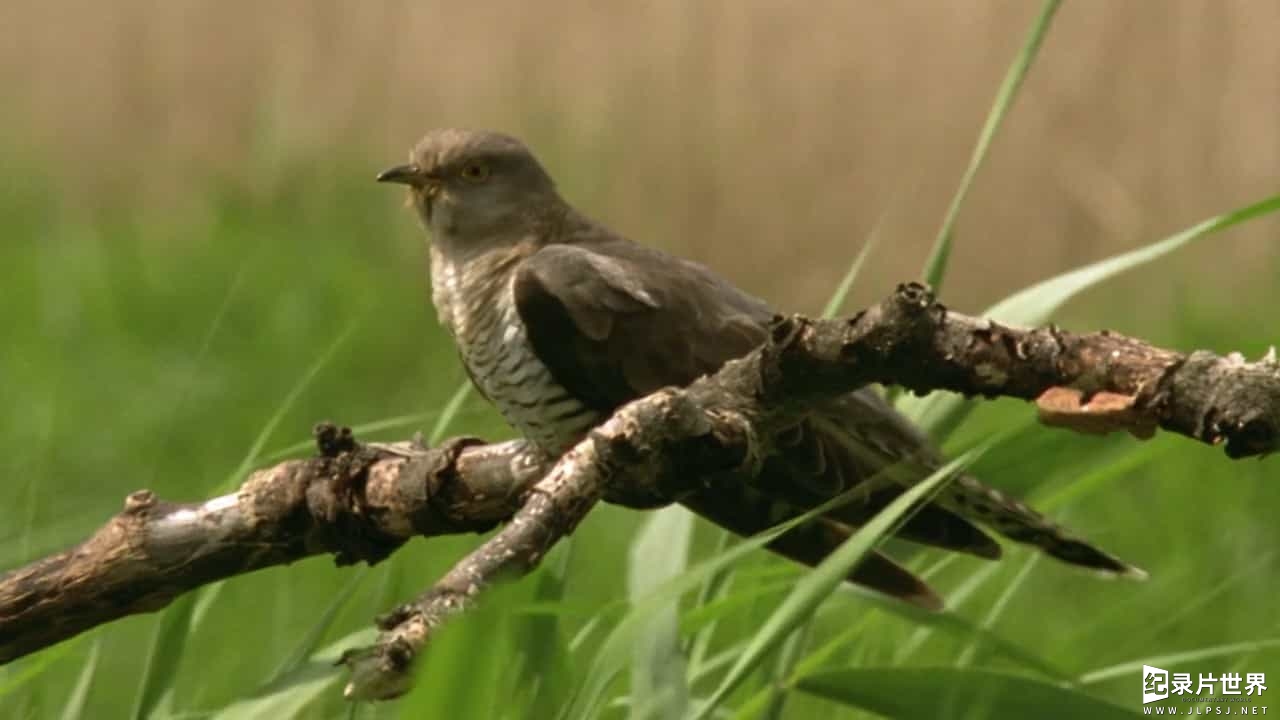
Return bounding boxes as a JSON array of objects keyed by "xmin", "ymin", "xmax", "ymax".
[{"xmin": 430, "ymin": 243, "xmax": 600, "ymax": 454}]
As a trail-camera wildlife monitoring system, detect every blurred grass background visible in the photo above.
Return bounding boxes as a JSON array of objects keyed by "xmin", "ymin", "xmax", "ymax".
[{"xmin": 1, "ymin": 1, "xmax": 1278, "ymax": 718}]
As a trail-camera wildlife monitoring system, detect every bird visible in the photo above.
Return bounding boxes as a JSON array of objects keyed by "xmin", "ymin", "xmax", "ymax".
[{"xmin": 377, "ymin": 128, "xmax": 1144, "ymax": 610}]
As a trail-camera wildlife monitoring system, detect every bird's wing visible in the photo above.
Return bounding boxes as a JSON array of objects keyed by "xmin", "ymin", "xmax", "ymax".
[
  {"xmin": 513, "ymin": 235, "xmax": 1146, "ymax": 581},
  {"xmin": 512, "ymin": 239, "xmax": 769, "ymax": 413},
  {"xmin": 510, "ymin": 239, "xmax": 1015, "ymax": 605}
]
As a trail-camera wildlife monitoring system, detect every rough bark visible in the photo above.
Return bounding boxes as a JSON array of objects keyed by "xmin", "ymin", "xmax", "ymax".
[{"xmin": 0, "ymin": 429, "xmax": 548, "ymax": 665}]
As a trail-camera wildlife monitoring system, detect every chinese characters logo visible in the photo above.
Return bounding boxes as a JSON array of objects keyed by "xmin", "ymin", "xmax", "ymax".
[{"xmin": 1143, "ymin": 664, "xmax": 1267, "ymax": 706}]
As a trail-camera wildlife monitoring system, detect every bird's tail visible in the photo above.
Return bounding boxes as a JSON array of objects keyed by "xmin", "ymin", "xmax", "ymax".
[
  {"xmin": 678, "ymin": 484, "xmax": 944, "ymax": 611},
  {"xmin": 807, "ymin": 391, "xmax": 1148, "ymax": 580},
  {"xmin": 940, "ymin": 474, "xmax": 1148, "ymax": 579}
]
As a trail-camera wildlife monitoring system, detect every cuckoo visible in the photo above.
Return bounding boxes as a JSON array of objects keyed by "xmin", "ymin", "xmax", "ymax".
[{"xmin": 377, "ymin": 128, "xmax": 1142, "ymax": 609}]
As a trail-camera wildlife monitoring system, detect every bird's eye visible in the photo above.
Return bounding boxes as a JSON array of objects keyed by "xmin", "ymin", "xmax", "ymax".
[{"xmin": 459, "ymin": 162, "xmax": 490, "ymax": 183}]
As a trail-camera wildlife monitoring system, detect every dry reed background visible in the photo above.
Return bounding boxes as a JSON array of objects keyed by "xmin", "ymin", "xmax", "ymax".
[{"xmin": 2, "ymin": 0, "xmax": 1277, "ymax": 319}]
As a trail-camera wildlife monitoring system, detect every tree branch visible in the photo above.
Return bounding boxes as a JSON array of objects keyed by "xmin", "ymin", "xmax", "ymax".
[
  {"xmin": 0, "ymin": 429, "xmax": 549, "ymax": 664},
  {"xmin": 2, "ymin": 283, "xmax": 1275, "ymax": 699}
]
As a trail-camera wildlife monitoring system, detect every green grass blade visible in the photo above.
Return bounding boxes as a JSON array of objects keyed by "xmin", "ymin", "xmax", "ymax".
[
  {"xmin": 210, "ymin": 628, "xmax": 375, "ymax": 720},
  {"xmin": 760, "ymin": 622, "xmax": 812, "ymax": 720},
  {"xmin": 893, "ymin": 560, "xmax": 1002, "ymax": 663},
  {"xmin": 782, "ymin": 624, "xmax": 864, "ymax": 690},
  {"xmin": 261, "ymin": 411, "xmax": 441, "ymax": 462},
  {"xmin": 258, "ymin": 344, "xmax": 472, "ymax": 464},
  {"xmin": 921, "ymin": 0, "xmax": 1062, "ymax": 291},
  {"xmin": 188, "ymin": 579, "xmax": 228, "ymax": 631},
  {"xmin": 627, "ymin": 506, "xmax": 694, "ymax": 720},
  {"xmin": 509, "ymin": 541, "xmax": 576, "ymax": 720},
  {"xmin": 955, "ymin": 552, "xmax": 1040, "ymax": 667},
  {"xmin": 209, "ymin": 662, "xmax": 340, "ymax": 720},
  {"xmin": 692, "ymin": 450, "xmax": 982, "ymax": 720},
  {"xmin": 688, "ymin": 641, "xmax": 749, "ymax": 688},
  {"xmin": 796, "ymin": 667, "xmax": 1139, "ymax": 719},
  {"xmin": 565, "ymin": 533, "xmax": 787, "ymax": 719},
  {"xmin": 399, "ymin": 584, "xmax": 515, "ymax": 720},
  {"xmin": 984, "ymin": 193, "xmax": 1280, "ymax": 327},
  {"xmin": 680, "ymin": 580, "xmax": 794, "ymax": 638},
  {"xmin": 0, "ymin": 637, "xmax": 79, "ymax": 699},
  {"xmin": 1035, "ymin": 440, "xmax": 1170, "ymax": 512},
  {"xmin": 1102, "ymin": 550, "xmax": 1275, "ymax": 661},
  {"xmin": 61, "ymin": 637, "xmax": 101, "ymax": 720},
  {"xmin": 900, "ymin": 192, "xmax": 1280, "ymax": 434},
  {"xmin": 685, "ymin": 530, "xmax": 736, "ymax": 675},
  {"xmin": 874, "ymin": 586, "xmax": 1069, "ymax": 680},
  {"xmin": 820, "ymin": 198, "xmax": 893, "ymax": 319},
  {"xmin": 131, "ymin": 592, "xmax": 198, "ymax": 720},
  {"xmin": 268, "ymin": 567, "xmax": 370, "ymax": 683},
  {"xmin": 1078, "ymin": 638, "xmax": 1280, "ymax": 686},
  {"xmin": 563, "ymin": 474, "xmax": 914, "ymax": 720},
  {"xmin": 16, "ymin": 380, "xmax": 57, "ymax": 564},
  {"xmin": 730, "ymin": 691, "xmax": 773, "ymax": 720},
  {"xmin": 145, "ymin": 260, "xmax": 248, "ymax": 488},
  {"xmin": 568, "ymin": 614, "xmax": 606, "ymax": 655},
  {"xmin": 176, "ymin": 324, "xmax": 359, "ymax": 674},
  {"xmin": 427, "ymin": 380, "xmax": 474, "ymax": 445},
  {"xmin": 218, "ymin": 323, "xmax": 356, "ymax": 492}
]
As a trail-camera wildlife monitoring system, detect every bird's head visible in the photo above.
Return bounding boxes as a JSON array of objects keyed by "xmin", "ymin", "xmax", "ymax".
[{"xmin": 377, "ymin": 129, "xmax": 560, "ymax": 252}]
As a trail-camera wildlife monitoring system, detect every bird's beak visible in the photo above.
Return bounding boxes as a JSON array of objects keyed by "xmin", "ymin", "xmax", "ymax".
[{"xmin": 376, "ymin": 164, "xmax": 422, "ymax": 186}]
